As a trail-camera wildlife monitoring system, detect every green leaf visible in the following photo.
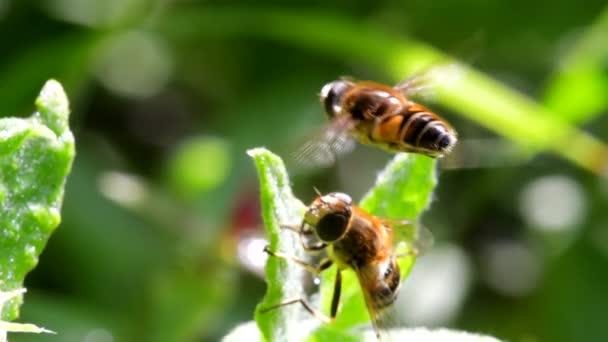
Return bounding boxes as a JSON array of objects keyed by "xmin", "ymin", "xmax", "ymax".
[
  {"xmin": 0, "ymin": 288, "xmax": 54, "ymax": 340},
  {"xmin": 247, "ymin": 148, "xmax": 312, "ymax": 342},
  {"xmin": 166, "ymin": 136, "xmax": 232, "ymax": 199},
  {"xmin": 359, "ymin": 154, "xmax": 437, "ymax": 219},
  {"xmin": 361, "ymin": 153, "xmax": 437, "ymax": 279},
  {"xmin": 0, "ymin": 80, "xmax": 75, "ymax": 323},
  {"xmin": 318, "ymin": 154, "xmax": 437, "ymax": 334}
]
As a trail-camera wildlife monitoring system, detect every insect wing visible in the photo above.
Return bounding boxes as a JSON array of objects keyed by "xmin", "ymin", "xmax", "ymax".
[
  {"xmin": 352, "ymin": 263, "xmax": 401, "ymax": 341},
  {"xmin": 439, "ymin": 137, "xmax": 528, "ymax": 170},
  {"xmin": 353, "ymin": 220, "xmax": 433, "ymax": 341},
  {"xmin": 381, "ymin": 218, "xmax": 434, "ymax": 256},
  {"xmin": 394, "ymin": 63, "xmax": 464, "ymax": 102},
  {"xmin": 293, "ymin": 116, "xmax": 357, "ymax": 168}
]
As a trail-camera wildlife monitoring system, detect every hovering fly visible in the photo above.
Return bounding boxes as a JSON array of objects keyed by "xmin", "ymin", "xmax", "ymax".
[
  {"xmin": 297, "ymin": 69, "xmax": 458, "ymax": 166},
  {"xmin": 260, "ymin": 192, "xmax": 432, "ymax": 340}
]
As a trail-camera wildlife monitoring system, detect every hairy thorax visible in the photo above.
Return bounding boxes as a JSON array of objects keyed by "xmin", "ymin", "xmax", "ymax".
[{"xmin": 329, "ymin": 213, "xmax": 391, "ymax": 269}]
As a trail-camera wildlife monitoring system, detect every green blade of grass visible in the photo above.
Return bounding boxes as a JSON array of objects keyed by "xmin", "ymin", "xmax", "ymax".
[
  {"xmin": 429, "ymin": 65, "xmax": 608, "ymax": 173},
  {"xmin": 543, "ymin": 6, "xmax": 608, "ymax": 124}
]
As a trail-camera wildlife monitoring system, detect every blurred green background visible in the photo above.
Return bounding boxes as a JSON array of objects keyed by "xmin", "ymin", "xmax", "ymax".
[{"xmin": 2, "ymin": 0, "xmax": 608, "ymax": 341}]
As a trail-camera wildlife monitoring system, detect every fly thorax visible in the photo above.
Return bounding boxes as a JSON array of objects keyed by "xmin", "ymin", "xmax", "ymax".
[{"xmin": 345, "ymin": 89, "xmax": 393, "ymax": 120}]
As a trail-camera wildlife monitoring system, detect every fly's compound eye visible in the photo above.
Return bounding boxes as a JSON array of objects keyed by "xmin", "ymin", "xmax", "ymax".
[
  {"xmin": 330, "ymin": 192, "xmax": 352, "ymax": 205},
  {"xmin": 315, "ymin": 211, "xmax": 349, "ymax": 242},
  {"xmin": 320, "ymin": 80, "xmax": 350, "ymax": 118}
]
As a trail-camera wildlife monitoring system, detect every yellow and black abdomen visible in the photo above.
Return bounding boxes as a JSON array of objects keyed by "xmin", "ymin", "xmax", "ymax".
[{"xmin": 371, "ymin": 102, "xmax": 456, "ymax": 156}]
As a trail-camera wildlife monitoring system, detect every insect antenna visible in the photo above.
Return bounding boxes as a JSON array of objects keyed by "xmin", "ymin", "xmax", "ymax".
[{"xmin": 313, "ymin": 186, "xmax": 323, "ymax": 197}]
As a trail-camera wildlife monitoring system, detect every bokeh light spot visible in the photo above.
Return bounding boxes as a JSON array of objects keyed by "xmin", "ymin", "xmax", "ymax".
[
  {"xmin": 481, "ymin": 240, "xmax": 541, "ymax": 297},
  {"xmin": 95, "ymin": 31, "xmax": 173, "ymax": 99},
  {"xmin": 397, "ymin": 244, "xmax": 472, "ymax": 326},
  {"xmin": 237, "ymin": 234, "xmax": 268, "ymax": 277},
  {"xmin": 167, "ymin": 137, "xmax": 231, "ymax": 198},
  {"xmin": 98, "ymin": 171, "xmax": 147, "ymax": 208},
  {"xmin": 42, "ymin": 0, "xmax": 144, "ymax": 28},
  {"xmin": 519, "ymin": 175, "xmax": 586, "ymax": 232},
  {"xmin": 84, "ymin": 328, "xmax": 114, "ymax": 342}
]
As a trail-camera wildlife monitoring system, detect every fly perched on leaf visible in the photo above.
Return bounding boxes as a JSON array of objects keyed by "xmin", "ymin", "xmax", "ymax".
[{"xmin": 260, "ymin": 192, "xmax": 432, "ymax": 340}]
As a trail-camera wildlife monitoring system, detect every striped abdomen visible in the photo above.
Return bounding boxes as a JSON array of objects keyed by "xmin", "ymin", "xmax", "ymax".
[{"xmin": 368, "ymin": 102, "xmax": 457, "ymax": 156}]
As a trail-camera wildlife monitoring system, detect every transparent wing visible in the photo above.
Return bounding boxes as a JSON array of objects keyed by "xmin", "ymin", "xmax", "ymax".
[
  {"xmin": 380, "ymin": 218, "xmax": 434, "ymax": 256},
  {"xmin": 394, "ymin": 63, "xmax": 465, "ymax": 102},
  {"xmin": 293, "ymin": 116, "xmax": 357, "ymax": 168},
  {"xmin": 439, "ymin": 137, "xmax": 529, "ymax": 170},
  {"xmin": 350, "ymin": 220, "xmax": 434, "ymax": 340},
  {"xmin": 352, "ymin": 263, "xmax": 401, "ymax": 342}
]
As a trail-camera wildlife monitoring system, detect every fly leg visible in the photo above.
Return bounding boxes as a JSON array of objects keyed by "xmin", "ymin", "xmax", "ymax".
[
  {"xmin": 279, "ymin": 223, "xmax": 304, "ymax": 234},
  {"xmin": 263, "ymin": 245, "xmax": 332, "ymax": 274},
  {"xmin": 259, "ymin": 268, "xmax": 343, "ymax": 324},
  {"xmin": 259, "ymin": 298, "xmax": 332, "ymax": 323},
  {"xmin": 280, "ymin": 223, "xmax": 327, "ymax": 252},
  {"xmin": 329, "ymin": 268, "xmax": 342, "ymax": 319}
]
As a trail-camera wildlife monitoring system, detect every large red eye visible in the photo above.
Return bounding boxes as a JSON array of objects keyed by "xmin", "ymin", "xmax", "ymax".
[{"xmin": 315, "ymin": 212, "xmax": 348, "ymax": 242}]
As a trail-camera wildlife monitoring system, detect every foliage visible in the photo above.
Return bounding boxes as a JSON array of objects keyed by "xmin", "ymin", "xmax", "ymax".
[
  {"xmin": 0, "ymin": 80, "xmax": 74, "ymax": 338},
  {"xmin": 247, "ymin": 148, "xmax": 307, "ymax": 342}
]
